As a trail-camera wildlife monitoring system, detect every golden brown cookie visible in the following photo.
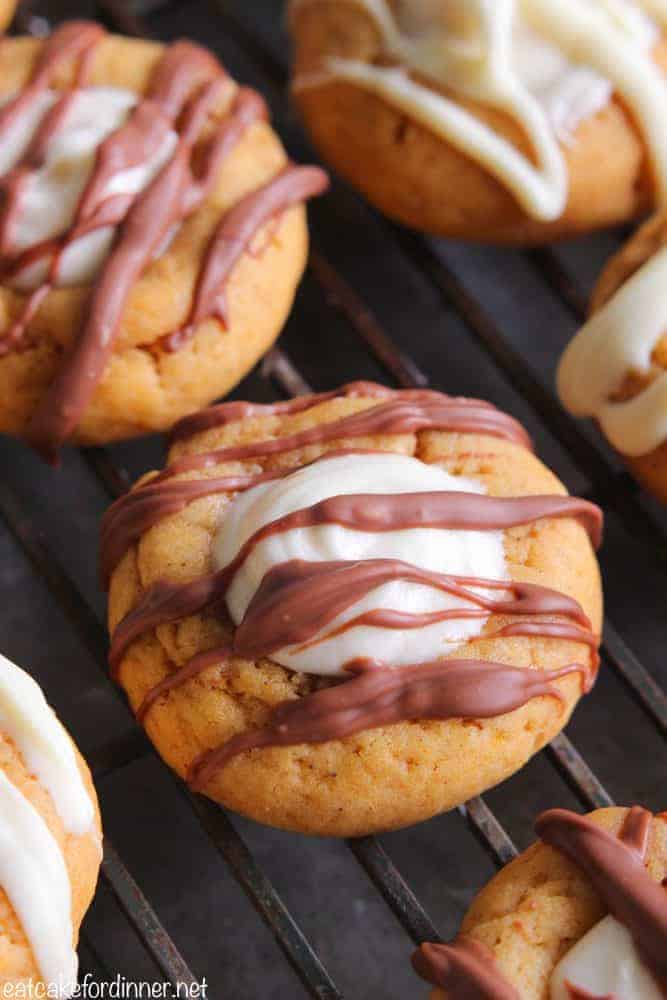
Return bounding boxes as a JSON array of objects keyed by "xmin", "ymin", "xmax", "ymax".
[
  {"xmin": 413, "ymin": 806, "xmax": 667, "ymax": 999},
  {"xmin": 105, "ymin": 383, "xmax": 602, "ymax": 837},
  {"xmin": 0, "ymin": 23, "xmax": 326, "ymax": 460},
  {"xmin": 0, "ymin": 1, "xmax": 15, "ymax": 32},
  {"xmin": 0, "ymin": 652, "xmax": 101, "ymax": 993},
  {"xmin": 558, "ymin": 211, "xmax": 667, "ymax": 503},
  {"xmin": 288, "ymin": 1, "xmax": 667, "ymax": 244}
]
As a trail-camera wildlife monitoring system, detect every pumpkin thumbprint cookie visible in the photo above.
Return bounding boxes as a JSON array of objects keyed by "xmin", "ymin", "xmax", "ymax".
[
  {"xmin": 413, "ymin": 805, "xmax": 667, "ymax": 999},
  {"xmin": 104, "ymin": 383, "xmax": 602, "ymax": 836},
  {"xmin": 0, "ymin": 21, "xmax": 328, "ymax": 460}
]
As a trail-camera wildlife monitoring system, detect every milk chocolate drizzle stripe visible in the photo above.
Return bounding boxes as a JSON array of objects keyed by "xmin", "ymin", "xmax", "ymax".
[
  {"xmin": 100, "ymin": 461, "xmax": 601, "ymax": 584},
  {"xmin": 161, "ymin": 163, "xmax": 329, "ymax": 351},
  {"xmin": 0, "ymin": 22, "xmax": 105, "ymax": 256},
  {"xmin": 109, "ymin": 474, "xmax": 599, "ymax": 672},
  {"xmin": 160, "ymin": 395, "xmax": 533, "ymax": 478},
  {"xmin": 232, "ymin": 558, "xmax": 592, "ymax": 661},
  {"xmin": 0, "ymin": 21, "xmax": 105, "ymax": 150},
  {"xmin": 411, "ymin": 936, "xmax": 519, "ymax": 1000},
  {"xmin": 536, "ymin": 807, "xmax": 667, "ymax": 994},
  {"xmin": 136, "ymin": 645, "xmax": 232, "ymax": 725},
  {"xmin": 300, "ymin": 617, "xmax": 600, "ymax": 667},
  {"xmin": 170, "ymin": 380, "xmax": 396, "ymax": 440},
  {"xmin": 135, "ymin": 615, "xmax": 598, "ymax": 731},
  {"xmin": 100, "ymin": 470, "xmax": 279, "ymax": 586},
  {"xmin": 411, "ymin": 807, "xmax": 662, "ymax": 998},
  {"xmin": 223, "ymin": 491, "xmax": 603, "ymax": 580},
  {"xmin": 0, "ymin": 23, "xmax": 106, "ymax": 354},
  {"xmin": 187, "ymin": 656, "xmax": 587, "ymax": 790}
]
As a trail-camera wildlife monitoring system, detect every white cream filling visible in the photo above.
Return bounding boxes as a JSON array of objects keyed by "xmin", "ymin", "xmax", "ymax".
[
  {"xmin": 0, "ymin": 652, "xmax": 94, "ymax": 835},
  {"xmin": 550, "ymin": 914, "xmax": 663, "ymax": 999},
  {"xmin": 0, "ymin": 770, "xmax": 76, "ymax": 997},
  {"xmin": 0, "ymin": 86, "xmax": 177, "ymax": 290},
  {"xmin": 291, "ymin": 0, "xmax": 667, "ymax": 221},
  {"xmin": 214, "ymin": 452, "xmax": 507, "ymax": 676},
  {"xmin": 557, "ymin": 243, "xmax": 667, "ymax": 456}
]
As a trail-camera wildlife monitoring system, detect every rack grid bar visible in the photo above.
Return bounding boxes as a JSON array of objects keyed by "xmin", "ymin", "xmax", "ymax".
[
  {"xmin": 189, "ymin": 796, "xmax": 344, "ymax": 1000},
  {"xmin": 458, "ymin": 799, "xmax": 518, "ymax": 867},
  {"xmin": 102, "ymin": 839, "xmax": 198, "ymax": 988},
  {"xmin": 347, "ymin": 838, "xmax": 440, "ymax": 944}
]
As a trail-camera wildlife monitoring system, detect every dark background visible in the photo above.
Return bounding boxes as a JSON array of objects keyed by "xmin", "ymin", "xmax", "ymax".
[{"xmin": 1, "ymin": 1, "xmax": 665, "ymax": 997}]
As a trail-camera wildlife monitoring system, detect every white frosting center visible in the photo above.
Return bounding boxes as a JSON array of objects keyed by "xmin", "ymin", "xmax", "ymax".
[
  {"xmin": 557, "ymin": 242, "xmax": 667, "ymax": 456},
  {"xmin": 550, "ymin": 914, "xmax": 663, "ymax": 999},
  {"xmin": 214, "ymin": 452, "xmax": 507, "ymax": 676},
  {"xmin": 1, "ymin": 86, "xmax": 177, "ymax": 291},
  {"xmin": 0, "ymin": 771, "xmax": 76, "ymax": 997}
]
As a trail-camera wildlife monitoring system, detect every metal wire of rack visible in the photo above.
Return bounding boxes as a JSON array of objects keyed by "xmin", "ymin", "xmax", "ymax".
[{"xmin": 0, "ymin": 0, "xmax": 665, "ymax": 996}]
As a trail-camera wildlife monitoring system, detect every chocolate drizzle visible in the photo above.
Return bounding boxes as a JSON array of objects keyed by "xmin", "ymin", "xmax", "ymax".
[
  {"xmin": 412, "ymin": 807, "xmax": 666, "ymax": 998},
  {"xmin": 188, "ymin": 655, "xmax": 588, "ymax": 790},
  {"xmin": 170, "ymin": 380, "xmax": 392, "ymax": 440},
  {"xmin": 136, "ymin": 644, "xmax": 231, "ymax": 725},
  {"xmin": 161, "ymin": 394, "xmax": 533, "ymax": 478},
  {"xmin": 232, "ymin": 560, "xmax": 592, "ymax": 661},
  {"xmin": 411, "ymin": 937, "xmax": 519, "ymax": 999},
  {"xmin": 536, "ymin": 807, "xmax": 667, "ymax": 993},
  {"xmin": 0, "ymin": 22, "xmax": 328, "ymax": 460},
  {"xmin": 160, "ymin": 163, "xmax": 329, "ymax": 351},
  {"xmin": 100, "ymin": 469, "xmax": 280, "ymax": 586}
]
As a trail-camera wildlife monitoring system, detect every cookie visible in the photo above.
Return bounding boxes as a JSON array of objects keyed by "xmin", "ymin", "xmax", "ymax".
[
  {"xmin": 104, "ymin": 382, "xmax": 602, "ymax": 837},
  {"xmin": 288, "ymin": 0, "xmax": 667, "ymax": 244},
  {"xmin": 0, "ymin": 22, "xmax": 327, "ymax": 461},
  {"xmin": 0, "ymin": 1, "xmax": 15, "ymax": 32},
  {"xmin": 413, "ymin": 805, "xmax": 667, "ymax": 999},
  {"xmin": 558, "ymin": 211, "xmax": 667, "ymax": 503},
  {"xmin": 0, "ymin": 652, "xmax": 102, "ymax": 995}
]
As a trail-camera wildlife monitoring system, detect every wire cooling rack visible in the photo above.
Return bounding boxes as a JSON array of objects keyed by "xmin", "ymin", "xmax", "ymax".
[{"xmin": 0, "ymin": 1, "xmax": 665, "ymax": 996}]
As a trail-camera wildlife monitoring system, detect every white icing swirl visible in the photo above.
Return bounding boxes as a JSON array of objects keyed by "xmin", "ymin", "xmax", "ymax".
[
  {"xmin": 557, "ymin": 243, "xmax": 667, "ymax": 456},
  {"xmin": 0, "ymin": 652, "xmax": 94, "ymax": 835},
  {"xmin": 550, "ymin": 914, "xmax": 663, "ymax": 999},
  {"xmin": 291, "ymin": 0, "xmax": 667, "ymax": 221},
  {"xmin": 0, "ymin": 771, "xmax": 76, "ymax": 997},
  {"xmin": 1, "ymin": 86, "xmax": 177, "ymax": 290},
  {"xmin": 213, "ymin": 452, "xmax": 507, "ymax": 676},
  {"xmin": 0, "ymin": 653, "xmax": 98, "ymax": 996}
]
